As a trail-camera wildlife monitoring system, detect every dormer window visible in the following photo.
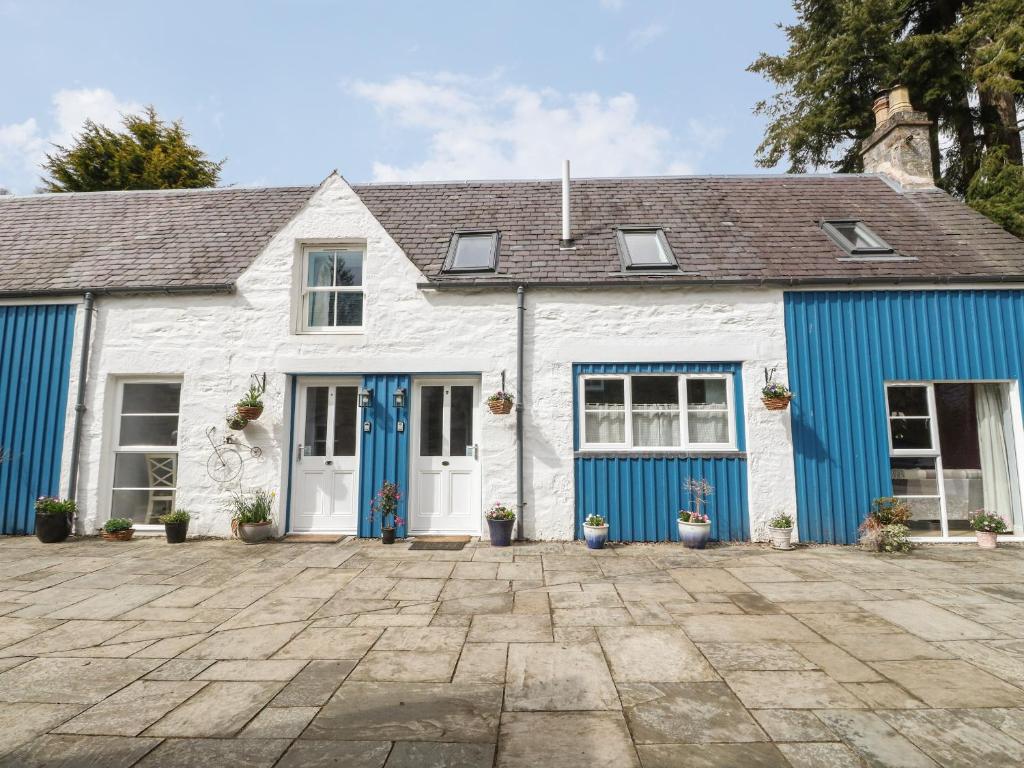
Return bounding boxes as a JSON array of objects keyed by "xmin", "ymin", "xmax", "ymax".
[
  {"xmin": 822, "ymin": 220, "xmax": 895, "ymax": 257},
  {"xmin": 443, "ymin": 231, "xmax": 499, "ymax": 273},
  {"xmin": 616, "ymin": 228, "xmax": 677, "ymax": 270}
]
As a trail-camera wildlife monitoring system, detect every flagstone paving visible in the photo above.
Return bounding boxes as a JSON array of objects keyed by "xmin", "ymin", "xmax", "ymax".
[{"xmin": 1, "ymin": 537, "xmax": 1024, "ymax": 766}]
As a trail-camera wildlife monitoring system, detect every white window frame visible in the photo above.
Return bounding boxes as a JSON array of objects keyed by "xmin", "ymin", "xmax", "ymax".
[
  {"xmin": 109, "ymin": 377, "xmax": 183, "ymax": 530},
  {"xmin": 578, "ymin": 372, "xmax": 737, "ymax": 452},
  {"xmin": 297, "ymin": 244, "xmax": 366, "ymax": 335}
]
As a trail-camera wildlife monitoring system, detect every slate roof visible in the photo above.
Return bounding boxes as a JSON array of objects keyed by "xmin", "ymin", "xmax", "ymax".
[
  {"xmin": 354, "ymin": 175, "xmax": 1024, "ymax": 284},
  {"xmin": 0, "ymin": 186, "xmax": 315, "ymax": 295},
  {"xmin": 1, "ymin": 174, "xmax": 1023, "ymax": 296}
]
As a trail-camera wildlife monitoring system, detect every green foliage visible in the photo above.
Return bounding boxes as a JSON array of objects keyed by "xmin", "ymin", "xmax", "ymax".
[
  {"xmin": 41, "ymin": 106, "xmax": 223, "ymax": 193},
  {"xmin": 968, "ymin": 509, "xmax": 1008, "ymax": 533},
  {"xmin": 159, "ymin": 510, "xmax": 192, "ymax": 525},
  {"xmin": 749, "ymin": 0, "xmax": 1024, "ymax": 198},
  {"xmin": 967, "ymin": 147, "xmax": 1024, "ymax": 238},
  {"xmin": 103, "ymin": 518, "xmax": 134, "ymax": 533},
  {"xmin": 35, "ymin": 496, "xmax": 77, "ymax": 516},
  {"xmin": 869, "ymin": 497, "xmax": 911, "ymax": 526},
  {"xmin": 485, "ymin": 502, "xmax": 516, "ymax": 521},
  {"xmin": 237, "ymin": 381, "xmax": 266, "ymax": 408},
  {"xmin": 860, "ymin": 497, "xmax": 912, "ymax": 552},
  {"xmin": 769, "ymin": 513, "xmax": 794, "ymax": 529},
  {"xmin": 585, "ymin": 514, "xmax": 606, "ymax": 527},
  {"xmin": 228, "ymin": 489, "xmax": 275, "ymax": 524}
]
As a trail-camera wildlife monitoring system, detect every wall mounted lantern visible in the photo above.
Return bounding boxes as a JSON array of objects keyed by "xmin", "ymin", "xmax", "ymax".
[
  {"xmin": 358, "ymin": 388, "xmax": 374, "ymax": 409},
  {"xmin": 393, "ymin": 388, "xmax": 407, "ymax": 409}
]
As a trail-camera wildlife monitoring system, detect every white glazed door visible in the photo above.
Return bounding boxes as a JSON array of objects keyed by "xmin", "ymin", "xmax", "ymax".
[
  {"xmin": 410, "ymin": 380, "xmax": 480, "ymax": 534},
  {"xmin": 291, "ymin": 380, "xmax": 360, "ymax": 533}
]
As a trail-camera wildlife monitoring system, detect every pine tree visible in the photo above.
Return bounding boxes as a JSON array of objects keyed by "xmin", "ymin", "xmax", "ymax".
[
  {"xmin": 968, "ymin": 147, "xmax": 1024, "ymax": 237},
  {"xmin": 41, "ymin": 106, "xmax": 223, "ymax": 192}
]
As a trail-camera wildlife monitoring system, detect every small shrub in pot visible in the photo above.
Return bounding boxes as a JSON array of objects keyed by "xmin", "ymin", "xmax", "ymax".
[
  {"xmin": 485, "ymin": 503, "xmax": 516, "ymax": 547},
  {"xmin": 678, "ymin": 479, "xmax": 713, "ymax": 549},
  {"xmin": 34, "ymin": 497, "xmax": 75, "ymax": 543},
  {"xmin": 859, "ymin": 497, "xmax": 912, "ymax": 553},
  {"xmin": 767, "ymin": 513, "xmax": 794, "ymax": 550},
  {"xmin": 229, "ymin": 489, "xmax": 275, "ymax": 544},
  {"xmin": 236, "ymin": 381, "xmax": 266, "ymax": 421},
  {"xmin": 583, "ymin": 513, "xmax": 609, "ymax": 550},
  {"xmin": 370, "ymin": 481, "xmax": 403, "ymax": 544},
  {"xmin": 102, "ymin": 517, "xmax": 135, "ymax": 542},
  {"xmin": 159, "ymin": 509, "xmax": 191, "ymax": 544},
  {"xmin": 969, "ymin": 509, "xmax": 1007, "ymax": 549}
]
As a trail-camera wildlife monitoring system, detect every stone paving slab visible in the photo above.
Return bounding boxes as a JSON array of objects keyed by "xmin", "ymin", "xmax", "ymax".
[{"xmin": 2, "ymin": 536, "xmax": 1024, "ymax": 766}]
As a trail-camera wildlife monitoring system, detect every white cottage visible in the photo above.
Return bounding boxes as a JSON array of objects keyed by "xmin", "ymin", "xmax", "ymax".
[{"xmin": 3, "ymin": 90, "xmax": 1024, "ymax": 545}]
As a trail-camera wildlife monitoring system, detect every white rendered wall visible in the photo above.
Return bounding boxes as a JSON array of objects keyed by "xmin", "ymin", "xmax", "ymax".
[{"xmin": 65, "ymin": 174, "xmax": 797, "ymax": 540}]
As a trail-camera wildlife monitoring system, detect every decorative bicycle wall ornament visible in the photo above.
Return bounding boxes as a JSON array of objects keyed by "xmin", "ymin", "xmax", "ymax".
[{"xmin": 206, "ymin": 425, "xmax": 262, "ymax": 484}]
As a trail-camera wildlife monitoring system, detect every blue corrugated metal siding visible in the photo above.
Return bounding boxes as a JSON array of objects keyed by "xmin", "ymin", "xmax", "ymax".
[
  {"xmin": 0, "ymin": 304, "xmax": 77, "ymax": 535},
  {"xmin": 359, "ymin": 374, "xmax": 411, "ymax": 537},
  {"xmin": 573, "ymin": 362, "xmax": 749, "ymax": 542},
  {"xmin": 785, "ymin": 290, "xmax": 1024, "ymax": 544}
]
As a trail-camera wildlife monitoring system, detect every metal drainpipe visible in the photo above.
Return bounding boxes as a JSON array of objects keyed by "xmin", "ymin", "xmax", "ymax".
[
  {"xmin": 67, "ymin": 291, "xmax": 95, "ymax": 509},
  {"xmin": 515, "ymin": 285, "xmax": 526, "ymax": 541}
]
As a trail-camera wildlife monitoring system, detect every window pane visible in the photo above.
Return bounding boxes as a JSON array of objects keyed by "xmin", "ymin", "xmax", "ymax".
[
  {"xmin": 307, "ymin": 292, "xmax": 335, "ymax": 327},
  {"xmin": 584, "ymin": 379, "xmax": 624, "ymax": 408},
  {"xmin": 111, "ymin": 488, "xmax": 175, "ymax": 525},
  {"xmin": 122, "ymin": 383, "xmax": 181, "ymax": 414},
  {"xmin": 303, "ymin": 386, "xmax": 329, "ymax": 456},
  {"xmin": 623, "ymin": 231, "xmax": 670, "ymax": 265},
  {"xmin": 585, "ymin": 411, "xmax": 625, "ymax": 444},
  {"xmin": 119, "ymin": 416, "xmax": 178, "ymax": 446},
  {"xmin": 334, "ymin": 250, "xmax": 363, "ymax": 287},
  {"xmin": 687, "ymin": 379, "xmax": 727, "ymax": 408},
  {"xmin": 307, "ymin": 251, "xmax": 335, "ymax": 287},
  {"xmin": 887, "ymin": 386, "xmax": 929, "ymax": 417},
  {"xmin": 890, "ymin": 457, "xmax": 938, "ymax": 495},
  {"xmin": 890, "ymin": 419, "xmax": 932, "ymax": 450},
  {"xmin": 902, "ymin": 496, "xmax": 942, "ymax": 536},
  {"xmin": 450, "ymin": 386, "xmax": 474, "ymax": 457},
  {"xmin": 335, "ymin": 293, "xmax": 363, "ymax": 327},
  {"xmin": 333, "ymin": 386, "xmax": 357, "ymax": 457},
  {"xmin": 113, "ymin": 453, "xmax": 176, "ymax": 489},
  {"xmin": 688, "ymin": 412, "xmax": 728, "ymax": 444},
  {"xmin": 632, "ymin": 377, "xmax": 680, "ymax": 447},
  {"xmin": 453, "ymin": 234, "xmax": 495, "ymax": 270},
  {"xmin": 420, "ymin": 386, "xmax": 444, "ymax": 457}
]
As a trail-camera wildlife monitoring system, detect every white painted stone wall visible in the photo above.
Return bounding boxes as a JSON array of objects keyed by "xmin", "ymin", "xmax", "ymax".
[{"xmin": 44, "ymin": 174, "xmax": 798, "ymax": 540}]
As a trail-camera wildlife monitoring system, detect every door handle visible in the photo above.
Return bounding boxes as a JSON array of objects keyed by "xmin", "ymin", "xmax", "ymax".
[
  {"xmin": 441, "ymin": 460, "xmax": 450, "ymax": 466},
  {"xmin": 473, "ymin": 444, "xmax": 479, "ymax": 460},
  {"xmin": 325, "ymin": 459, "xmax": 333, "ymax": 466}
]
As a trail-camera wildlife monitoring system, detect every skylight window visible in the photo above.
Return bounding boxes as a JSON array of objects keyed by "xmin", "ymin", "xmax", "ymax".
[
  {"xmin": 821, "ymin": 220, "xmax": 895, "ymax": 257},
  {"xmin": 616, "ymin": 228, "xmax": 677, "ymax": 270},
  {"xmin": 443, "ymin": 231, "xmax": 499, "ymax": 273}
]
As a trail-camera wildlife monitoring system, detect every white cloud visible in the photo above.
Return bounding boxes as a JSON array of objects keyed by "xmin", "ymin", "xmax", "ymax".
[
  {"xmin": 0, "ymin": 88, "xmax": 140, "ymax": 192},
  {"xmin": 349, "ymin": 73, "xmax": 717, "ymax": 181},
  {"xmin": 627, "ymin": 22, "xmax": 666, "ymax": 50},
  {"xmin": 593, "ymin": 45, "xmax": 606, "ymax": 63}
]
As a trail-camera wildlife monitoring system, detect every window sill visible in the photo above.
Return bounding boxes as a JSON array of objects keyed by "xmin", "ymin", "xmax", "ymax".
[
  {"xmin": 296, "ymin": 327, "xmax": 366, "ymax": 336},
  {"xmin": 575, "ymin": 449, "xmax": 746, "ymax": 459}
]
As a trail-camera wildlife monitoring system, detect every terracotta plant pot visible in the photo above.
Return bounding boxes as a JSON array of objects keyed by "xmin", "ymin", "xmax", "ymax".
[
  {"xmin": 762, "ymin": 395, "xmax": 792, "ymax": 411},
  {"xmin": 976, "ymin": 530, "xmax": 998, "ymax": 549},
  {"xmin": 101, "ymin": 529, "xmax": 135, "ymax": 542},
  {"xmin": 237, "ymin": 520, "xmax": 273, "ymax": 544},
  {"xmin": 678, "ymin": 520, "xmax": 711, "ymax": 549},
  {"xmin": 487, "ymin": 517, "xmax": 515, "ymax": 546},
  {"xmin": 236, "ymin": 405, "xmax": 264, "ymax": 421},
  {"xmin": 768, "ymin": 525, "xmax": 794, "ymax": 550},
  {"xmin": 488, "ymin": 399, "xmax": 513, "ymax": 415},
  {"xmin": 381, "ymin": 527, "xmax": 397, "ymax": 545},
  {"xmin": 34, "ymin": 513, "xmax": 70, "ymax": 543},
  {"xmin": 583, "ymin": 523, "xmax": 609, "ymax": 550}
]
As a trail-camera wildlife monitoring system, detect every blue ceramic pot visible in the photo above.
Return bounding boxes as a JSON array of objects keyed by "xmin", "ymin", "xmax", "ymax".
[
  {"xmin": 487, "ymin": 517, "xmax": 515, "ymax": 547},
  {"xmin": 678, "ymin": 520, "xmax": 711, "ymax": 549},
  {"xmin": 583, "ymin": 524, "xmax": 609, "ymax": 550}
]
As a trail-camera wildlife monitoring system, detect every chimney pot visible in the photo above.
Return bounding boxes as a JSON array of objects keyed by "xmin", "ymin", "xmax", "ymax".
[
  {"xmin": 861, "ymin": 86, "xmax": 934, "ymax": 189},
  {"xmin": 871, "ymin": 95, "xmax": 889, "ymax": 127},
  {"xmin": 887, "ymin": 85, "xmax": 912, "ymax": 116}
]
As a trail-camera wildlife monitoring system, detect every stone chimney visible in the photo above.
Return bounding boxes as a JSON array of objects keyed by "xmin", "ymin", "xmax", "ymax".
[{"xmin": 861, "ymin": 85, "xmax": 935, "ymax": 188}]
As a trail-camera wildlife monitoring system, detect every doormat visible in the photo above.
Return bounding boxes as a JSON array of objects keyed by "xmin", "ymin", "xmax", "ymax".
[
  {"xmin": 282, "ymin": 533, "xmax": 345, "ymax": 543},
  {"xmin": 409, "ymin": 536, "xmax": 470, "ymax": 551}
]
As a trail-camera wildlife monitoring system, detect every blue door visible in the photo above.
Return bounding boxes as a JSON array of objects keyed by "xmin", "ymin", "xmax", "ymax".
[{"xmin": 0, "ymin": 304, "xmax": 77, "ymax": 534}]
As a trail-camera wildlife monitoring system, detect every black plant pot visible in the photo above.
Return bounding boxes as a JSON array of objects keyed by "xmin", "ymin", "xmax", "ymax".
[
  {"xmin": 35, "ymin": 513, "xmax": 70, "ymax": 544},
  {"xmin": 381, "ymin": 527, "xmax": 397, "ymax": 545},
  {"xmin": 487, "ymin": 517, "xmax": 515, "ymax": 547},
  {"xmin": 164, "ymin": 521, "xmax": 189, "ymax": 544}
]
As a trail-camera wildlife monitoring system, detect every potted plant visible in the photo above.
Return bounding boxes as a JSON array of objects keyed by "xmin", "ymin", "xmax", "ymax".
[
  {"xmin": 678, "ymin": 478, "xmax": 713, "ymax": 549},
  {"xmin": 228, "ymin": 489, "xmax": 275, "ymax": 544},
  {"xmin": 226, "ymin": 413, "xmax": 249, "ymax": 431},
  {"xmin": 761, "ymin": 367, "xmax": 793, "ymax": 411},
  {"xmin": 236, "ymin": 381, "xmax": 266, "ymax": 421},
  {"xmin": 767, "ymin": 513, "xmax": 795, "ymax": 550},
  {"xmin": 34, "ymin": 496, "xmax": 75, "ymax": 543},
  {"xmin": 858, "ymin": 497, "xmax": 912, "ymax": 553},
  {"xmin": 969, "ymin": 509, "xmax": 1007, "ymax": 549},
  {"xmin": 370, "ymin": 481, "xmax": 403, "ymax": 544},
  {"xmin": 485, "ymin": 502, "xmax": 516, "ymax": 546},
  {"xmin": 159, "ymin": 509, "xmax": 191, "ymax": 544},
  {"xmin": 487, "ymin": 391, "xmax": 514, "ymax": 415},
  {"xmin": 101, "ymin": 517, "xmax": 135, "ymax": 542},
  {"xmin": 583, "ymin": 513, "xmax": 609, "ymax": 550}
]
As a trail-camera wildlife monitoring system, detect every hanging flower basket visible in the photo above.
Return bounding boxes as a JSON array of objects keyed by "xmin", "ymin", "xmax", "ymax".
[
  {"xmin": 762, "ymin": 394, "xmax": 793, "ymax": 411},
  {"xmin": 761, "ymin": 368, "xmax": 793, "ymax": 411},
  {"xmin": 236, "ymin": 405, "xmax": 264, "ymax": 421},
  {"xmin": 227, "ymin": 414, "xmax": 249, "ymax": 431},
  {"xmin": 487, "ymin": 391, "xmax": 514, "ymax": 415}
]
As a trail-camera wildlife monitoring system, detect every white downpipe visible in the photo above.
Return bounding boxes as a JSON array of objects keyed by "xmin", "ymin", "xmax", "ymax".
[{"xmin": 561, "ymin": 159, "xmax": 572, "ymax": 244}]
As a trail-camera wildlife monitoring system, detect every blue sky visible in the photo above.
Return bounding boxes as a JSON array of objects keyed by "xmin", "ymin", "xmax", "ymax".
[{"xmin": 0, "ymin": 0, "xmax": 794, "ymax": 193}]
